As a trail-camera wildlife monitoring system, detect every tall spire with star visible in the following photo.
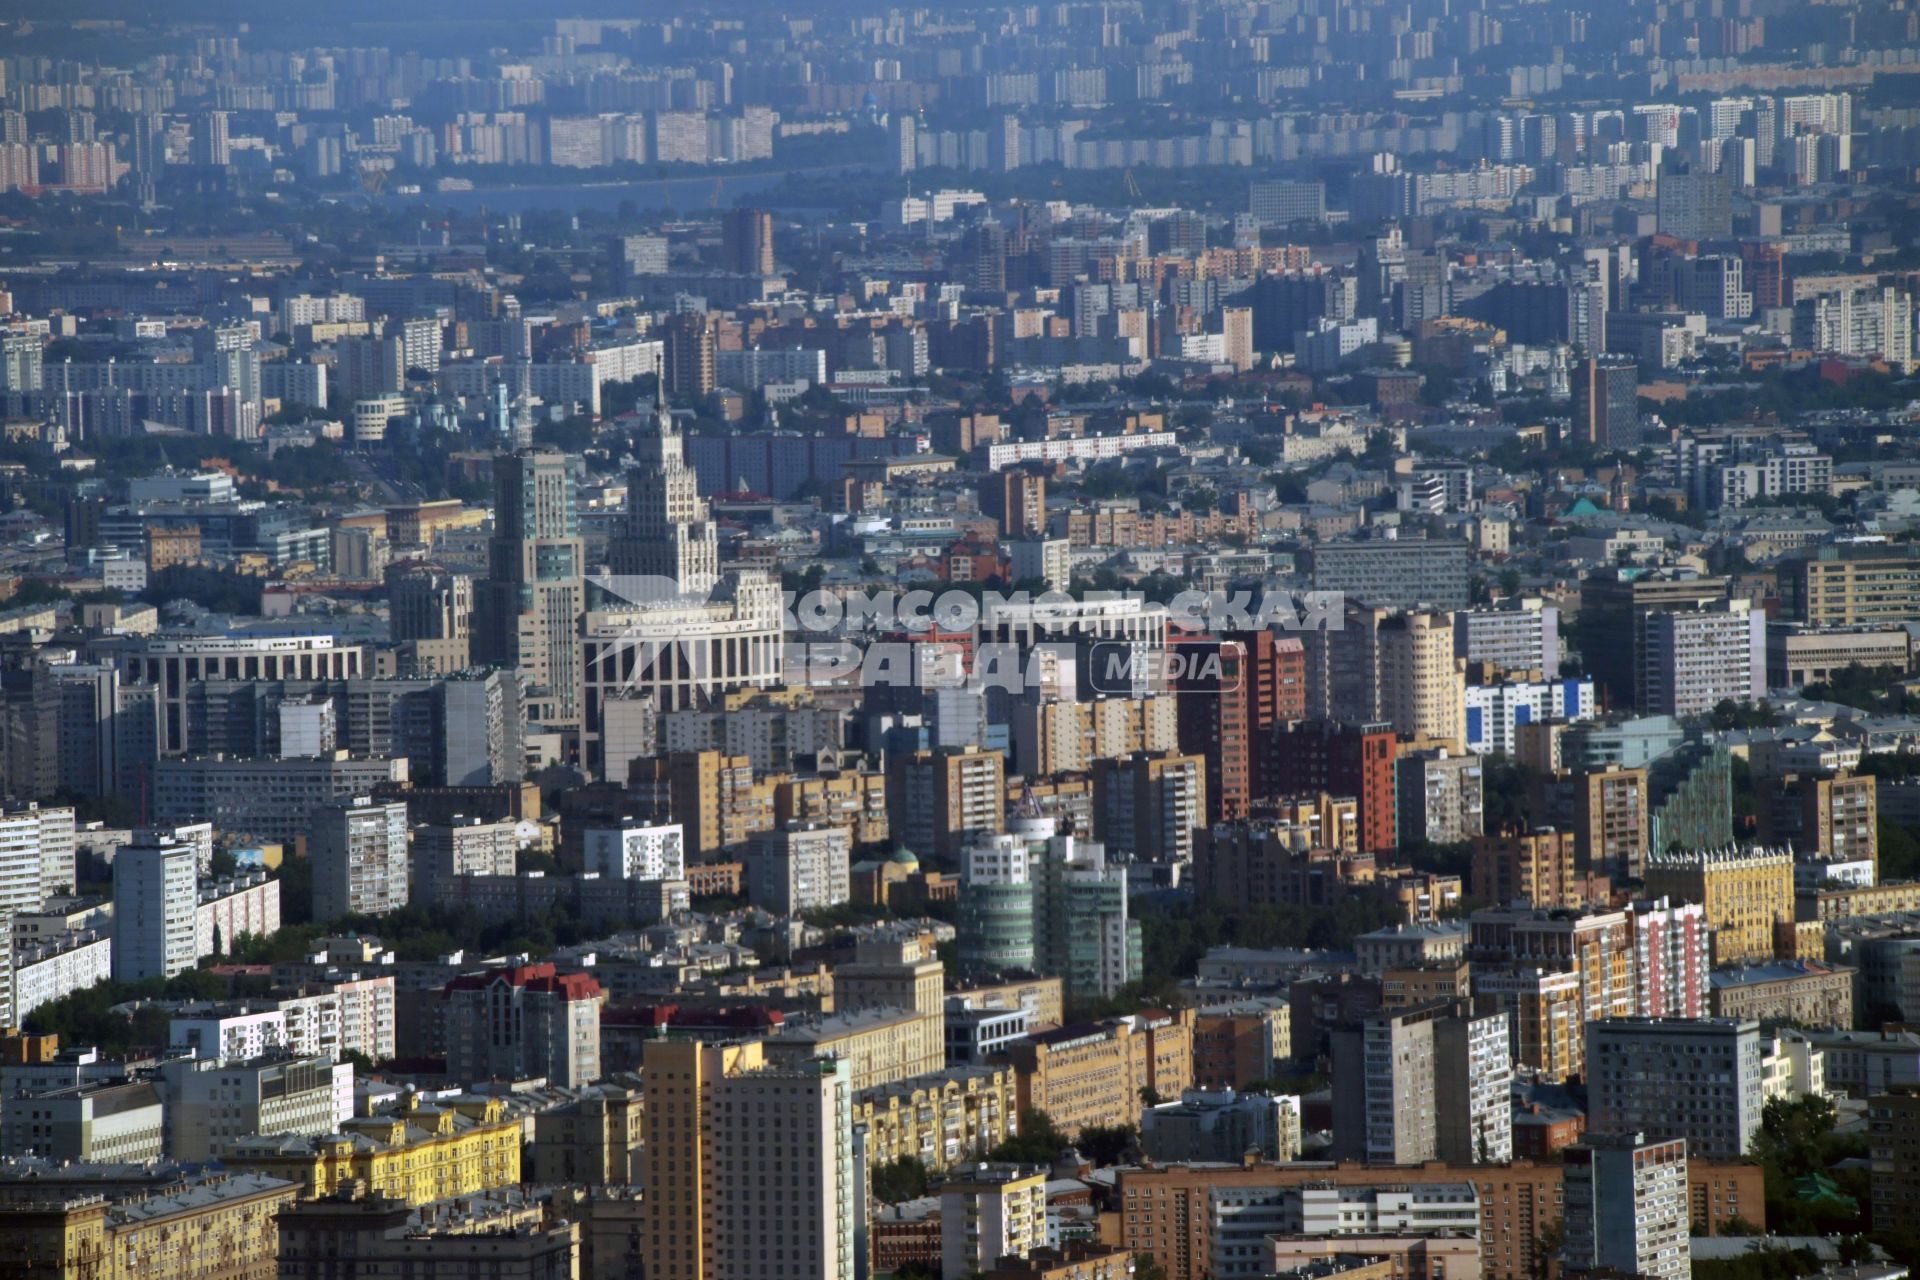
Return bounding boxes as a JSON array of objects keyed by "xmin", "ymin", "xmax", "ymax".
[{"xmin": 609, "ymin": 374, "xmax": 719, "ymax": 594}]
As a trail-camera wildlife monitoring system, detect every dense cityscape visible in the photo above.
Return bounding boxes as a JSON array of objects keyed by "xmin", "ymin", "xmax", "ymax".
[{"xmin": 0, "ymin": 0, "xmax": 1917, "ymax": 1277}]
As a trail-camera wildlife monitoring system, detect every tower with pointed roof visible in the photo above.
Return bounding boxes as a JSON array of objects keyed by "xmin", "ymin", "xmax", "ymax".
[{"xmin": 609, "ymin": 378, "xmax": 720, "ymax": 594}]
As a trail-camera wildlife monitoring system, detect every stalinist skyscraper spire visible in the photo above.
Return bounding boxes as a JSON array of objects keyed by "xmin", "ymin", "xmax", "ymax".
[{"xmin": 609, "ymin": 376, "xmax": 719, "ymax": 594}]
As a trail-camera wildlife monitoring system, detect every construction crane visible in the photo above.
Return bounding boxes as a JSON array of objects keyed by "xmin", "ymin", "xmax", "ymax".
[
  {"xmin": 710, "ymin": 176, "xmax": 724, "ymax": 209},
  {"xmin": 1122, "ymin": 168, "xmax": 1143, "ymax": 203}
]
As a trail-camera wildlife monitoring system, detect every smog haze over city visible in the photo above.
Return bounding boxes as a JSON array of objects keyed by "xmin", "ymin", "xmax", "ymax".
[{"xmin": 0, "ymin": 1, "xmax": 1915, "ymax": 1279}]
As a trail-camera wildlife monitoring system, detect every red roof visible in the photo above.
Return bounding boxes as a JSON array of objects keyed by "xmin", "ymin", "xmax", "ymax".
[{"xmin": 444, "ymin": 962, "xmax": 602, "ymax": 1001}]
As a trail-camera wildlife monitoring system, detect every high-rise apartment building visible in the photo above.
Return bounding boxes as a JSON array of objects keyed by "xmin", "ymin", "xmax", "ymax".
[
  {"xmin": 444, "ymin": 963, "xmax": 603, "ymax": 1087},
  {"xmin": 580, "ymin": 819, "xmax": 685, "ymax": 881},
  {"xmin": 1330, "ymin": 999, "xmax": 1512, "ymax": 1165},
  {"xmin": 1655, "ymin": 157, "xmax": 1732, "ymax": 239},
  {"xmin": 334, "ymin": 335, "xmax": 406, "ymax": 405},
  {"xmin": 746, "ymin": 821, "xmax": 852, "ymax": 914},
  {"xmin": 1627, "ymin": 896, "xmax": 1711, "ymax": 1019},
  {"xmin": 721, "ymin": 207, "xmax": 775, "ymax": 275},
  {"xmin": 1563, "ymin": 1133, "xmax": 1692, "ymax": 1280},
  {"xmin": 1587, "ymin": 1017, "xmax": 1764, "ymax": 1158},
  {"xmin": 640, "ymin": 1040, "xmax": 856, "ymax": 1280},
  {"xmin": 1395, "ymin": 750, "xmax": 1485, "ymax": 846},
  {"xmin": 889, "ymin": 746, "xmax": 1006, "ymax": 859},
  {"xmin": 1270, "ymin": 719, "xmax": 1399, "ymax": 854},
  {"xmin": 111, "ymin": 831, "xmax": 198, "ymax": 982},
  {"xmin": 1470, "ymin": 828, "xmax": 1579, "ymax": 909},
  {"xmin": 1572, "ymin": 764, "xmax": 1650, "ymax": 880},
  {"xmin": 1638, "ymin": 599, "xmax": 1764, "ymax": 716},
  {"xmin": 1092, "ymin": 751, "xmax": 1206, "ymax": 864},
  {"xmin": 1573, "ymin": 354, "xmax": 1639, "ymax": 451},
  {"xmin": 1452, "ymin": 598, "xmax": 1561, "ymax": 675},
  {"xmin": 474, "ymin": 450, "xmax": 585, "ymax": 728},
  {"xmin": 310, "ymin": 798, "xmax": 411, "ymax": 922},
  {"xmin": 942, "ymin": 1164, "xmax": 1048, "ymax": 1277},
  {"xmin": 664, "ymin": 313, "xmax": 716, "ymax": 398}
]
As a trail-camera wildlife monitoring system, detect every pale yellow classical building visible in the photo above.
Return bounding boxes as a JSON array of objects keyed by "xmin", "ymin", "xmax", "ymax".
[
  {"xmin": 0, "ymin": 1171, "xmax": 298, "ymax": 1280},
  {"xmin": 1645, "ymin": 845, "xmax": 1794, "ymax": 964},
  {"xmin": 853, "ymin": 1064, "xmax": 1019, "ymax": 1172},
  {"xmin": 220, "ymin": 1094, "xmax": 521, "ymax": 1204}
]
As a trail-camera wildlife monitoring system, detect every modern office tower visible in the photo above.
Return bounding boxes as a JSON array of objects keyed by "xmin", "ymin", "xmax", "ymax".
[
  {"xmin": 1638, "ymin": 600, "xmax": 1765, "ymax": 717},
  {"xmin": 111, "ymin": 831, "xmax": 198, "ymax": 981},
  {"xmin": 310, "ymin": 798, "xmax": 411, "ymax": 922},
  {"xmin": 957, "ymin": 810, "xmax": 1142, "ymax": 1002},
  {"xmin": 746, "ymin": 821, "xmax": 851, "ymax": 913},
  {"xmin": 334, "ymin": 335, "xmax": 407, "ymax": 405},
  {"xmin": 608, "ymin": 378, "xmax": 719, "ymax": 592},
  {"xmin": 1784, "ymin": 542, "xmax": 1920, "ymax": 627},
  {"xmin": 721, "ymin": 206, "xmax": 775, "ymax": 276},
  {"xmin": 1573, "ymin": 354, "xmax": 1639, "ymax": 451},
  {"xmin": 941, "ymin": 1164, "xmax": 1048, "ymax": 1277},
  {"xmin": 958, "ymin": 833, "xmax": 1038, "ymax": 976},
  {"xmin": 1586, "ymin": 1018, "xmax": 1764, "ymax": 1158},
  {"xmin": 1308, "ymin": 540, "xmax": 1474, "ymax": 611},
  {"xmin": 385, "ymin": 562, "xmax": 473, "ymax": 673},
  {"xmin": 641, "ymin": 1040, "xmax": 856, "ymax": 1280},
  {"xmin": 1395, "ymin": 750, "xmax": 1485, "ymax": 846},
  {"xmin": 444, "ymin": 963, "xmax": 603, "ymax": 1087},
  {"xmin": 581, "ymin": 819, "xmax": 685, "ymax": 880},
  {"xmin": 1092, "ymin": 750, "xmax": 1206, "ymax": 864},
  {"xmin": 888, "ymin": 746, "xmax": 1006, "ymax": 859},
  {"xmin": 474, "ymin": 450, "xmax": 584, "ymax": 728},
  {"xmin": 1330, "ymin": 999, "xmax": 1512, "ymax": 1165},
  {"xmin": 1572, "ymin": 764, "xmax": 1650, "ymax": 880},
  {"xmin": 663, "ymin": 312, "xmax": 716, "ymax": 398},
  {"xmin": 1562, "ymin": 1133, "xmax": 1691, "ymax": 1280},
  {"xmin": 1452, "ymin": 598, "xmax": 1561, "ymax": 675},
  {"xmin": 1656, "ymin": 157, "xmax": 1732, "ymax": 239},
  {"xmin": 95, "ymin": 633, "xmax": 367, "ymax": 755},
  {"xmin": 1470, "ymin": 828, "xmax": 1580, "ymax": 908},
  {"xmin": 1643, "ymin": 844, "xmax": 1792, "ymax": 964}
]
